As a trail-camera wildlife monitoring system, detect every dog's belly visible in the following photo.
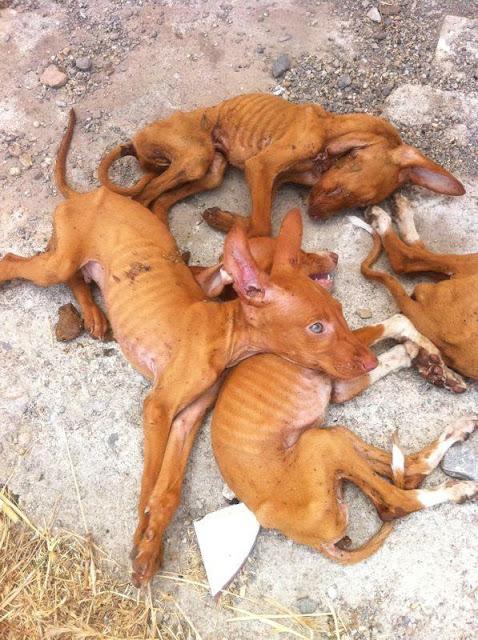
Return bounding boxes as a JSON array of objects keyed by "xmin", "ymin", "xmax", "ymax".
[{"xmin": 81, "ymin": 255, "xmax": 192, "ymax": 380}]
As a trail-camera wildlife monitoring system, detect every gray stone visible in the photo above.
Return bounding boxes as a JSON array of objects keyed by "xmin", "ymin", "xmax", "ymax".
[
  {"xmin": 75, "ymin": 56, "xmax": 92, "ymax": 71},
  {"xmin": 441, "ymin": 437, "xmax": 478, "ymax": 481},
  {"xmin": 271, "ymin": 53, "xmax": 291, "ymax": 78},
  {"xmin": 296, "ymin": 596, "xmax": 318, "ymax": 614},
  {"xmin": 107, "ymin": 432, "xmax": 119, "ymax": 450},
  {"xmin": 338, "ymin": 73, "xmax": 352, "ymax": 89},
  {"xmin": 366, "ymin": 7, "xmax": 382, "ymax": 23},
  {"xmin": 40, "ymin": 65, "xmax": 68, "ymax": 88}
]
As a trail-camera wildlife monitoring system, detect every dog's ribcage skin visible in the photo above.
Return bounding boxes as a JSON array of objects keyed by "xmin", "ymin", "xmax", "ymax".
[
  {"xmin": 212, "ymin": 354, "xmax": 331, "ymax": 477},
  {"xmin": 209, "ymin": 93, "xmax": 325, "ymax": 168},
  {"xmin": 76, "ymin": 189, "xmax": 220, "ymax": 381}
]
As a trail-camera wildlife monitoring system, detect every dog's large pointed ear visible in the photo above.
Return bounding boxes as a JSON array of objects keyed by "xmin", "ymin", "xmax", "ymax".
[
  {"xmin": 392, "ymin": 145, "xmax": 465, "ymax": 195},
  {"xmin": 223, "ymin": 225, "xmax": 269, "ymax": 303},
  {"xmin": 192, "ymin": 264, "xmax": 233, "ymax": 298},
  {"xmin": 326, "ymin": 133, "xmax": 373, "ymax": 157},
  {"xmin": 272, "ymin": 208, "xmax": 303, "ymax": 273}
]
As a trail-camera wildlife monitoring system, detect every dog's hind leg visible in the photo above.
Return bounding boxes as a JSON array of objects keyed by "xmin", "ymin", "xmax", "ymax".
[
  {"xmin": 0, "ymin": 205, "xmax": 83, "ymax": 287},
  {"xmin": 368, "ymin": 199, "xmax": 478, "ymax": 277},
  {"xmin": 150, "ymin": 152, "xmax": 227, "ymax": 225},
  {"xmin": 330, "ymin": 416, "xmax": 477, "ymax": 489}
]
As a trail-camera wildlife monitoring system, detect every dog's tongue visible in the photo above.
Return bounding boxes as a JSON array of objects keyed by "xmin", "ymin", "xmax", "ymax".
[{"xmin": 309, "ymin": 272, "xmax": 334, "ymax": 290}]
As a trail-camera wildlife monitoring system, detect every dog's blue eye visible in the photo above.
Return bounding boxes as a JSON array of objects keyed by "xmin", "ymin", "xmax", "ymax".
[{"xmin": 309, "ymin": 322, "xmax": 324, "ymax": 334}]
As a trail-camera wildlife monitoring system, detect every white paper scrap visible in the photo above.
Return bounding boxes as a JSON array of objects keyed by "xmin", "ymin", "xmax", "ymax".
[{"xmin": 194, "ymin": 502, "xmax": 261, "ymax": 597}]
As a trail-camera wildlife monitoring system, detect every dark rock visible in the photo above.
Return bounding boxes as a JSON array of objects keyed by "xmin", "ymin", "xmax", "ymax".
[
  {"xmin": 55, "ymin": 303, "xmax": 83, "ymax": 341},
  {"xmin": 107, "ymin": 433, "xmax": 119, "ymax": 450},
  {"xmin": 271, "ymin": 53, "xmax": 291, "ymax": 78}
]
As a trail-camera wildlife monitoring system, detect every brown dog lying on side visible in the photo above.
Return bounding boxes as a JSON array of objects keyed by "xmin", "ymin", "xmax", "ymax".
[
  {"xmin": 97, "ymin": 93, "xmax": 464, "ymax": 236},
  {"xmin": 208, "ymin": 251, "xmax": 477, "ymax": 562},
  {"xmin": 0, "ymin": 111, "xmax": 382, "ymax": 587},
  {"xmin": 361, "ymin": 194, "xmax": 478, "ymax": 382}
]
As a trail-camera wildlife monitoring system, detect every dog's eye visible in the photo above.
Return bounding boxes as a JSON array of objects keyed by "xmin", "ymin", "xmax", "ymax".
[{"xmin": 308, "ymin": 322, "xmax": 324, "ymax": 334}]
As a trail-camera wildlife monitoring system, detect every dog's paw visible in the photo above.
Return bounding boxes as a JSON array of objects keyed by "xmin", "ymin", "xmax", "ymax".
[
  {"xmin": 365, "ymin": 206, "xmax": 392, "ymax": 236},
  {"xmin": 444, "ymin": 416, "xmax": 478, "ymax": 442},
  {"xmin": 130, "ymin": 528, "xmax": 164, "ymax": 588},
  {"xmin": 83, "ymin": 305, "xmax": 109, "ymax": 340},
  {"xmin": 445, "ymin": 479, "xmax": 478, "ymax": 504},
  {"xmin": 203, "ymin": 207, "xmax": 246, "ymax": 232},
  {"xmin": 413, "ymin": 347, "xmax": 467, "ymax": 393}
]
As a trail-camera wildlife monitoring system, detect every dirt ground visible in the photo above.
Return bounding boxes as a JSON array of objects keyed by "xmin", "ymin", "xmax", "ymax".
[{"xmin": 1, "ymin": 1, "xmax": 477, "ymax": 638}]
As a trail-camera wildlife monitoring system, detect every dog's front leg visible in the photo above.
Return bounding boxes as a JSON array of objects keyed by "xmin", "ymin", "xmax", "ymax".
[{"xmin": 131, "ymin": 378, "xmax": 221, "ymax": 587}]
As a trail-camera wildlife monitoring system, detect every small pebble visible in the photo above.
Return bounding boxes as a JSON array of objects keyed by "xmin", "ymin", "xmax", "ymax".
[
  {"xmin": 296, "ymin": 596, "xmax": 318, "ymax": 614},
  {"xmin": 40, "ymin": 64, "xmax": 68, "ymax": 88},
  {"xmin": 75, "ymin": 56, "xmax": 92, "ymax": 71},
  {"xmin": 19, "ymin": 153, "xmax": 33, "ymax": 168},
  {"xmin": 366, "ymin": 7, "xmax": 382, "ymax": 23},
  {"xmin": 338, "ymin": 73, "xmax": 352, "ymax": 89},
  {"xmin": 379, "ymin": 1, "xmax": 401, "ymax": 15},
  {"xmin": 271, "ymin": 53, "xmax": 291, "ymax": 78},
  {"xmin": 356, "ymin": 308, "xmax": 373, "ymax": 319}
]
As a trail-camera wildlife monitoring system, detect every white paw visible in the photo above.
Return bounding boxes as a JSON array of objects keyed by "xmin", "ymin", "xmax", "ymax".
[
  {"xmin": 444, "ymin": 416, "xmax": 478, "ymax": 442},
  {"xmin": 450, "ymin": 480, "xmax": 478, "ymax": 503},
  {"xmin": 365, "ymin": 206, "xmax": 392, "ymax": 236}
]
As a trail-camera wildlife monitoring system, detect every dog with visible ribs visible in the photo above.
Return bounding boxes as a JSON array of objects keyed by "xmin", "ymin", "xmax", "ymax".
[{"xmin": 97, "ymin": 93, "xmax": 464, "ymax": 236}]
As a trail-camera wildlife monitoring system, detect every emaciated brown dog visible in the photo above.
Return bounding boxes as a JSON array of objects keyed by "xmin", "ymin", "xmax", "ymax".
[
  {"xmin": 207, "ymin": 248, "xmax": 477, "ymax": 561},
  {"xmin": 0, "ymin": 111, "xmax": 379, "ymax": 587},
  {"xmin": 98, "ymin": 93, "xmax": 465, "ymax": 236},
  {"xmin": 362, "ymin": 194, "xmax": 478, "ymax": 381}
]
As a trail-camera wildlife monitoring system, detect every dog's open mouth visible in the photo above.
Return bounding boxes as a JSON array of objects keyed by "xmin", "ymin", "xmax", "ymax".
[{"xmin": 309, "ymin": 272, "xmax": 334, "ymax": 289}]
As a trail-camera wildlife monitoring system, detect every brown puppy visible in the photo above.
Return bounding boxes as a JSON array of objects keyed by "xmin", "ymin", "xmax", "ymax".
[
  {"xmin": 0, "ymin": 111, "xmax": 377, "ymax": 587},
  {"xmin": 98, "ymin": 93, "xmax": 464, "ymax": 236},
  {"xmin": 207, "ymin": 255, "xmax": 476, "ymax": 561},
  {"xmin": 213, "ymin": 352, "xmax": 477, "ymax": 561},
  {"xmin": 361, "ymin": 194, "xmax": 478, "ymax": 380}
]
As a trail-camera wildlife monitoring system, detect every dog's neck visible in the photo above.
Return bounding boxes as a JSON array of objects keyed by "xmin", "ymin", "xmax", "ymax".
[{"xmin": 215, "ymin": 299, "xmax": 266, "ymax": 369}]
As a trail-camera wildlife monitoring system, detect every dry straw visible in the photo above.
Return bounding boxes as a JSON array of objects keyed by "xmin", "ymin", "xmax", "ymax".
[{"xmin": 0, "ymin": 489, "xmax": 347, "ymax": 639}]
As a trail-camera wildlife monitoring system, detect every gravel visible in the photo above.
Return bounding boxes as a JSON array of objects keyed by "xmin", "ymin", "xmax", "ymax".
[{"xmin": 277, "ymin": 0, "xmax": 478, "ymax": 175}]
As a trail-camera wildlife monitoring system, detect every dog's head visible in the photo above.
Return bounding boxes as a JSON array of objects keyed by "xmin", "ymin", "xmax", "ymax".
[
  {"xmin": 207, "ymin": 209, "xmax": 377, "ymax": 379},
  {"xmin": 308, "ymin": 123, "xmax": 465, "ymax": 219}
]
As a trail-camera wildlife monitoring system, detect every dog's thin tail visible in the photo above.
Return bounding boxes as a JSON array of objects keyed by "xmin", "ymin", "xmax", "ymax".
[
  {"xmin": 319, "ymin": 522, "xmax": 393, "ymax": 564},
  {"xmin": 97, "ymin": 143, "xmax": 156, "ymax": 196},
  {"xmin": 55, "ymin": 109, "xmax": 79, "ymax": 198},
  {"xmin": 350, "ymin": 216, "xmax": 419, "ymax": 317}
]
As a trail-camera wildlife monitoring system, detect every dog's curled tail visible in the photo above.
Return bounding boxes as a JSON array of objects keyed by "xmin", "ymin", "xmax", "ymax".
[
  {"xmin": 320, "ymin": 522, "xmax": 393, "ymax": 564},
  {"xmin": 350, "ymin": 216, "xmax": 417, "ymax": 316},
  {"xmin": 97, "ymin": 143, "xmax": 155, "ymax": 196},
  {"xmin": 55, "ymin": 109, "xmax": 79, "ymax": 198}
]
